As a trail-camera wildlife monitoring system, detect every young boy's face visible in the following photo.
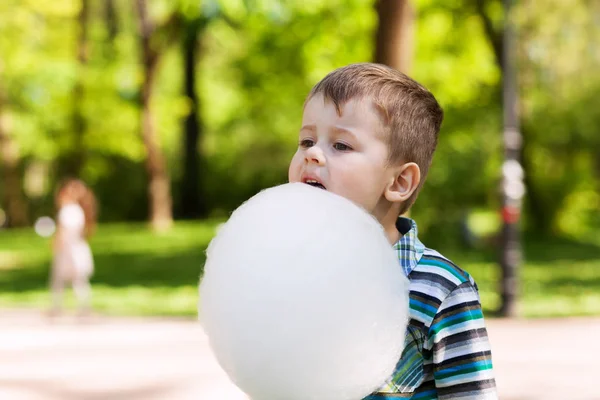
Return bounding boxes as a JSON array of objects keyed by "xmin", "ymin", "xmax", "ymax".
[{"xmin": 288, "ymin": 93, "xmax": 396, "ymax": 221}]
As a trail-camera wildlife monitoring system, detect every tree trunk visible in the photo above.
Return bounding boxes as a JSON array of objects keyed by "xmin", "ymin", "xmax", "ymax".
[
  {"xmin": 136, "ymin": 0, "xmax": 173, "ymax": 231},
  {"xmin": 475, "ymin": 0, "xmax": 523, "ymax": 317},
  {"xmin": 69, "ymin": 0, "xmax": 89, "ymax": 178},
  {"xmin": 180, "ymin": 19, "xmax": 206, "ymax": 219},
  {"xmin": 498, "ymin": 0, "xmax": 523, "ymax": 318},
  {"xmin": 105, "ymin": 0, "xmax": 118, "ymax": 43},
  {"xmin": 475, "ymin": 0, "xmax": 503, "ymax": 72},
  {"xmin": 374, "ymin": 0, "xmax": 415, "ymax": 218},
  {"xmin": 103, "ymin": 0, "xmax": 119, "ymax": 60},
  {"xmin": 520, "ymin": 124, "xmax": 550, "ymax": 235},
  {"xmin": 374, "ymin": 0, "xmax": 415, "ymax": 73},
  {"xmin": 0, "ymin": 108, "xmax": 29, "ymax": 228}
]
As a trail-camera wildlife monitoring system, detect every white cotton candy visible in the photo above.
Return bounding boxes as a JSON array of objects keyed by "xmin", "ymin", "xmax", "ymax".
[{"xmin": 199, "ymin": 183, "xmax": 410, "ymax": 400}]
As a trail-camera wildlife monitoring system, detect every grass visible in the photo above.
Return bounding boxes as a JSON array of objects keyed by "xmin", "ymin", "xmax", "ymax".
[
  {"xmin": 450, "ymin": 237, "xmax": 600, "ymax": 318},
  {"xmin": 1, "ymin": 220, "xmax": 599, "ymax": 318},
  {"xmin": 0, "ymin": 220, "xmax": 222, "ymax": 317}
]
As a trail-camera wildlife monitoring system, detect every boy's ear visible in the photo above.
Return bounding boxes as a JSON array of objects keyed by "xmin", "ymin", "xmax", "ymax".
[{"xmin": 384, "ymin": 162, "xmax": 421, "ymax": 203}]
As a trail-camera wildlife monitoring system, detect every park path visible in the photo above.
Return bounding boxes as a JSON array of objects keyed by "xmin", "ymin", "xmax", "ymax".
[{"xmin": 0, "ymin": 310, "xmax": 598, "ymax": 400}]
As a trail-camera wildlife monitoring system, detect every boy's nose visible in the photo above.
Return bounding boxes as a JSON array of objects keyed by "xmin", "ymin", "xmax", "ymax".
[{"xmin": 305, "ymin": 146, "xmax": 325, "ymax": 166}]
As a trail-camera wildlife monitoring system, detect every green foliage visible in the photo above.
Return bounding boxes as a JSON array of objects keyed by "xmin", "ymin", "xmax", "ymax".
[
  {"xmin": 0, "ymin": 0, "xmax": 598, "ymax": 241},
  {"xmin": 408, "ymin": 0, "xmax": 504, "ymax": 239},
  {"xmin": 516, "ymin": 0, "xmax": 600, "ymax": 238},
  {"xmin": 199, "ymin": 0, "xmax": 377, "ymax": 212},
  {"xmin": 0, "ymin": 0, "xmax": 76, "ymax": 161}
]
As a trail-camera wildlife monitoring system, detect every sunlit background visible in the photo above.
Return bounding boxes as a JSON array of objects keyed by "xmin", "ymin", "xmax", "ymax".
[{"xmin": 0, "ymin": 0, "xmax": 599, "ymax": 399}]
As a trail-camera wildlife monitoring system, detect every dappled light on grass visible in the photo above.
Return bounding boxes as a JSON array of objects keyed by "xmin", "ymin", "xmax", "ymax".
[
  {"xmin": 92, "ymin": 285, "xmax": 200, "ymax": 317},
  {"xmin": 0, "ymin": 221, "xmax": 221, "ymax": 316},
  {"xmin": 0, "ymin": 286, "xmax": 200, "ymax": 317},
  {"xmin": 522, "ymin": 293, "xmax": 600, "ymax": 318},
  {"xmin": 1, "ymin": 220, "xmax": 599, "ymax": 318},
  {"xmin": 0, "ymin": 250, "xmax": 23, "ymax": 270},
  {"xmin": 461, "ymin": 238, "xmax": 600, "ymax": 318}
]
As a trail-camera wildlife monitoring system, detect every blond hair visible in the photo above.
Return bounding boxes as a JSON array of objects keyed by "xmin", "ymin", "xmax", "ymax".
[{"xmin": 307, "ymin": 63, "xmax": 443, "ymax": 213}]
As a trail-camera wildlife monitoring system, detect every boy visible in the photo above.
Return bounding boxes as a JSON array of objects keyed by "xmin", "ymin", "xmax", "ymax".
[{"xmin": 288, "ymin": 63, "xmax": 497, "ymax": 399}]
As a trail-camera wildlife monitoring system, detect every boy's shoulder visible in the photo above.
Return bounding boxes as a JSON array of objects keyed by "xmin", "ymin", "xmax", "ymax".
[
  {"xmin": 413, "ymin": 247, "xmax": 477, "ymax": 288},
  {"xmin": 394, "ymin": 217, "xmax": 479, "ymax": 296},
  {"xmin": 407, "ymin": 247, "xmax": 481, "ymax": 330}
]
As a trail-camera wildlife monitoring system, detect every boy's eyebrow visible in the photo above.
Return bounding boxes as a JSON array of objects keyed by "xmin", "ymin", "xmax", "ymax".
[
  {"xmin": 332, "ymin": 126, "xmax": 358, "ymax": 140},
  {"xmin": 299, "ymin": 124, "xmax": 359, "ymax": 140}
]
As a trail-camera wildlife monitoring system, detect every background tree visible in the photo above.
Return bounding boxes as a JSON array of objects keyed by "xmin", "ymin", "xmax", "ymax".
[
  {"xmin": 66, "ymin": 0, "xmax": 90, "ymax": 178},
  {"xmin": 177, "ymin": 1, "xmax": 247, "ymax": 219},
  {"xmin": 180, "ymin": 15, "xmax": 206, "ymax": 219},
  {"xmin": 0, "ymin": 80, "xmax": 29, "ymax": 227},
  {"xmin": 374, "ymin": 0, "xmax": 414, "ymax": 73},
  {"xmin": 134, "ymin": 0, "xmax": 180, "ymax": 231},
  {"xmin": 499, "ymin": 0, "xmax": 523, "ymax": 317},
  {"xmin": 104, "ymin": 0, "xmax": 119, "ymax": 45},
  {"xmin": 0, "ymin": 0, "xmax": 596, "ymax": 245}
]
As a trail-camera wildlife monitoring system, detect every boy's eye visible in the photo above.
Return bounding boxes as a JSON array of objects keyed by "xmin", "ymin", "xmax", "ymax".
[
  {"xmin": 333, "ymin": 142, "xmax": 352, "ymax": 151},
  {"xmin": 299, "ymin": 139, "xmax": 314, "ymax": 148}
]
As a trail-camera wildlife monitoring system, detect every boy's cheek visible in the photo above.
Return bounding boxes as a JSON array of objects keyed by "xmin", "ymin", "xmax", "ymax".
[
  {"xmin": 288, "ymin": 156, "xmax": 302, "ymax": 181},
  {"xmin": 287, "ymin": 163, "xmax": 297, "ymax": 183}
]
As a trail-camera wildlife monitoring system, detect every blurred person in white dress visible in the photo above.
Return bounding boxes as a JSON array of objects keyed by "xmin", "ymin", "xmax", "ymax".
[{"xmin": 50, "ymin": 179, "xmax": 98, "ymax": 316}]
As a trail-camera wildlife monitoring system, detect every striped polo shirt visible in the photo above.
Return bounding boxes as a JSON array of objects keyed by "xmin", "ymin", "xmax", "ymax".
[{"xmin": 365, "ymin": 218, "xmax": 497, "ymax": 399}]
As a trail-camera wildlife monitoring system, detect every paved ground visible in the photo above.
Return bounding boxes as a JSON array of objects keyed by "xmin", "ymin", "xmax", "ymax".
[{"xmin": 1, "ymin": 310, "xmax": 599, "ymax": 400}]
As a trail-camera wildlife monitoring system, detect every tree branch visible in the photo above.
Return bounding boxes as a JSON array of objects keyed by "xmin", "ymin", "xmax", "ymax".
[
  {"xmin": 158, "ymin": 12, "xmax": 184, "ymax": 49},
  {"xmin": 474, "ymin": 0, "xmax": 503, "ymax": 72},
  {"xmin": 220, "ymin": 12, "xmax": 241, "ymax": 30}
]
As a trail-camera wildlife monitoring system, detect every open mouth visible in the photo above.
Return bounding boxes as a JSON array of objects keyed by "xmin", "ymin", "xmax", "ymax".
[{"xmin": 304, "ymin": 179, "xmax": 326, "ymax": 190}]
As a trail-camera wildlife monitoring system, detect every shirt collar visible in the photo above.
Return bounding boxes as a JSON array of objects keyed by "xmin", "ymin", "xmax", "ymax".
[{"xmin": 393, "ymin": 217, "xmax": 425, "ymax": 276}]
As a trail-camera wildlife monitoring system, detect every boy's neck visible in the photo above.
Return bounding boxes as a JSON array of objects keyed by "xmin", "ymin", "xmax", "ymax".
[
  {"xmin": 385, "ymin": 224, "xmax": 401, "ymax": 245},
  {"xmin": 372, "ymin": 196, "xmax": 404, "ymax": 244},
  {"xmin": 376, "ymin": 204, "xmax": 403, "ymax": 245}
]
